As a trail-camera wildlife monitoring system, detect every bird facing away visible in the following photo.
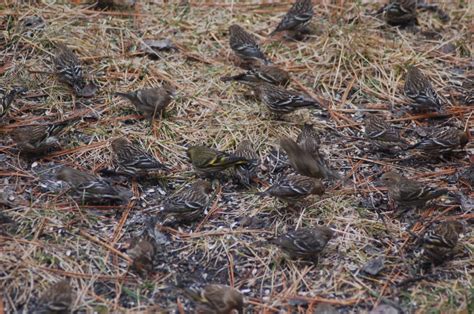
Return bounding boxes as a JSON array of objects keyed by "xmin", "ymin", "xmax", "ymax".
[
  {"xmin": 56, "ymin": 167, "xmax": 129, "ymax": 204},
  {"xmin": 409, "ymin": 127, "xmax": 468, "ymax": 154},
  {"xmin": 187, "ymin": 145, "xmax": 250, "ymax": 177},
  {"xmin": 229, "ymin": 24, "xmax": 268, "ymax": 65},
  {"xmin": 383, "ymin": 0, "xmax": 418, "ymax": 27},
  {"xmin": 422, "ymin": 221, "xmax": 464, "ymax": 265},
  {"xmin": 260, "ymin": 174, "xmax": 324, "ymax": 203},
  {"xmin": 296, "ymin": 123, "xmax": 321, "ymax": 156},
  {"xmin": 271, "ymin": 0, "xmax": 314, "ymax": 35},
  {"xmin": 162, "ymin": 180, "xmax": 213, "ymax": 225},
  {"xmin": 404, "ymin": 66, "xmax": 442, "ymax": 112},
  {"xmin": 37, "ymin": 280, "xmax": 74, "ymax": 314},
  {"xmin": 233, "ymin": 140, "xmax": 260, "ymax": 187},
  {"xmin": 115, "ymin": 84, "xmax": 175, "ymax": 120},
  {"xmin": 111, "ymin": 137, "xmax": 168, "ymax": 178},
  {"xmin": 1, "ymin": 87, "xmax": 27, "ymax": 118},
  {"xmin": 280, "ymin": 137, "xmax": 337, "ymax": 180},
  {"xmin": 270, "ymin": 226, "xmax": 334, "ymax": 262},
  {"xmin": 363, "ymin": 114, "xmax": 409, "ymax": 149},
  {"xmin": 381, "ymin": 171, "xmax": 448, "ymax": 210},
  {"xmin": 53, "ymin": 43, "xmax": 85, "ymax": 93},
  {"xmin": 184, "ymin": 284, "xmax": 244, "ymax": 314},
  {"xmin": 221, "ymin": 64, "xmax": 290, "ymax": 87}
]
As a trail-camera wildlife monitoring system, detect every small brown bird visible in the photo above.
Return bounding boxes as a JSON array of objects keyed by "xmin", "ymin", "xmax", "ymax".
[
  {"xmin": 404, "ymin": 66, "xmax": 442, "ymax": 112},
  {"xmin": 115, "ymin": 84, "xmax": 175, "ymax": 120},
  {"xmin": 270, "ymin": 226, "xmax": 334, "ymax": 262},
  {"xmin": 162, "ymin": 180, "xmax": 213, "ymax": 225},
  {"xmin": 1, "ymin": 87, "xmax": 27, "ymax": 118},
  {"xmin": 53, "ymin": 43, "xmax": 85, "ymax": 94},
  {"xmin": 381, "ymin": 171, "xmax": 448, "ymax": 210},
  {"xmin": 96, "ymin": 0, "xmax": 136, "ymax": 9},
  {"xmin": 56, "ymin": 167, "xmax": 129, "ymax": 204},
  {"xmin": 187, "ymin": 145, "xmax": 250, "ymax": 177},
  {"xmin": 37, "ymin": 280, "xmax": 74, "ymax": 314},
  {"xmin": 221, "ymin": 64, "xmax": 290, "ymax": 87},
  {"xmin": 409, "ymin": 127, "xmax": 468, "ymax": 154},
  {"xmin": 364, "ymin": 114, "xmax": 409, "ymax": 149},
  {"xmin": 233, "ymin": 140, "xmax": 260, "ymax": 187},
  {"xmin": 280, "ymin": 137, "xmax": 337, "ymax": 180},
  {"xmin": 383, "ymin": 0, "xmax": 418, "ymax": 27},
  {"xmin": 296, "ymin": 123, "xmax": 321, "ymax": 156},
  {"xmin": 229, "ymin": 24, "xmax": 268, "ymax": 65},
  {"xmin": 127, "ymin": 235, "xmax": 157, "ymax": 277},
  {"xmin": 185, "ymin": 284, "xmax": 244, "ymax": 314},
  {"xmin": 422, "ymin": 221, "xmax": 464, "ymax": 265},
  {"xmin": 260, "ymin": 174, "xmax": 324, "ymax": 203},
  {"xmin": 270, "ymin": 0, "xmax": 314, "ymax": 35},
  {"xmin": 111, "ymin": 137, "xmax": 168, "ymax": 178}
]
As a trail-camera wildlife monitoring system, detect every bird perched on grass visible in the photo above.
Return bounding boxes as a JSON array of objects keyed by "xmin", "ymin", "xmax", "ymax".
[
  {"xmin": 270, "ymin": 226, "xmax": 334, "ymax": 262},
  {"xmin": 296, "ymin": 123, "xmax": 320, "ymax": 156},
  {"xmin": 56, "ymin": 167, "xmax": 129, "ymax": 205},
  {"xmin": 161, "ymin": 180, "xmax": 213, "ymax": 225},
  {"xmin": 187, "ymin": 145, "xmax": 250, "ymax": 177},
  {"xmin": 53, "ymin": 43, "xmax": 86, "ymax": 95},
  {"xmin": 363, "ymin": 113, "xmax": 409, "ymax": 150},
  {"xmin": 422, "ymin": 220, "xmax": 464, "ymax": 265},
  {"xmin": 229, "ymin": 24, "xmax": 269, "ymax": 65},
  {"xmin": 270, "ymin": 0, "xmax": 314, "ymax": 36},
  {"xmin": 233, "ymin": 140, "xmax": 260, "ymax": 187},
  {"xmin": 221, "ymin": 64, "xmax": 290, "ymax": 87},
  {"xmin": 408, "ymin": 127, "xmax": 468, "ymax": 154},
  {"xmin": 383, "ymin": 0, "xmax": 418, "ymax": 27},
  {"xmin": 111, "ymin": 137, "xmax": 168, "ymax": 178},
  {"xmin": 115, "ymin": 84, "xmax": 175, "ymax": 120},
  {"xmin": 1, "ymin": 87, "xmax": 27, "ymax": 118},
  {"xmin": 37, "ymin": 280, "xmax": 74, "ymax": 314},
  {"xmin": 259, "ymin": 174, "xmax": 324, "ymax": 204},
  {"xmin": 381, "ymin": 171, "xmax": 448, "ymax": 210},
  {"xmin": 280, "ymin": 137, "xmax": 337, "ymax": 180},
  {"xmin": 184, "ymin": 284, "xmax": 244, "ymax": 314},
  {"xmin": 404, "ymin": 66, "xmax": 442, "ymax": 112}
]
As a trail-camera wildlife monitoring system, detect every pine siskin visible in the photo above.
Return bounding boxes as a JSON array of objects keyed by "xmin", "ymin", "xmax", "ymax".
[
  {"xmin": 270, "ymin": 0, "xmax": 314, "ymax": 35},
  {"xmin": 296, "ymin": 123, "xmax": 320, "ymax": 156},
  {"xmin": 162, "ymin": 180, "xmax": 213, "ymax": 225},
  {"xmin": 56, "ymin": 167, "xmax": 129, "ymax": 204},
  {"xmin": 115, "ymin": 84, "xmax": 175, "ymax": 120},
  {"xmin": 127, "ymin": 235, "xmax": 156, "ymax": 277},
  {"xmin": 1, "ymin": 87, "xmax": 27, "ymax": 118},
  {"xmin": 37, "ymin": 280, "xmax": 74, "ymax": 314},
  {"xmin": 364, "ymin": 114, "xmax": 409, "ymax": 149},
  {"xmin": 53, "ymin": 43, "xmax": 85, "ymax": 94},
  {"xmin": 96, "ymin": 0, "xmax": 136, "ymax": 9},
  {"xmin": 185, "ymin": 284, "xmax": 244, "ymax": 314},
  {"xmin": 187, "ymin": 145, "xmax": 250, "ymax": 177},
  {"xmin": 221, "ymin": 64, "xmax": 290, "ymax": 87},
  {"xmin": 280, "ymin": 137, "xmax": 337, "ymax": 180},
  {"xmin": 233, "ymin": 140, "xmax": 260, "ymax": 187},
  {"xmin": 229, "ymin": 24, "xmax": 269, "ymax": 65},
  {"xmin": 404, "ymin": 66, "xmax": 442, "ymax": 112},
  {"xmin": 383, "ymin": 0, "xmax": 418, "ymax": 27},
  {"xmin": 409, "ymin": 127, "xmax": 468, "ymax": 154},
  {"xmin": 111, "ymin": 137, "xmax": 168, "ymax": 178},
  {"xmin": 422, "ymin": 221, "xmax": 464, "ymax": 265},
  {"xmin": 381, "ymin": 171, "xmax": 448, "ymax": 210},
  {"xmin": 260, "ymin": 174, "xmax": 324, "ymax": 203},
  {"xmin": 270, "ymin": 226, "xmax": 334, "ymax": 262}
]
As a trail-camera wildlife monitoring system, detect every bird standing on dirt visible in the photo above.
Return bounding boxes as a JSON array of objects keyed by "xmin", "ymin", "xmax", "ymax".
[
  {"xmin": 37, "ymin": 280, "xmax": 74, "ymax": 314},
  {"xmin": 404, "ymin": 66, "xmax": 442, "ymax": 112},
  {"xmin": 408, "ymin": 127, "xmax": 468, "ymax": 154},
  {"xmin": 296, "ymin": 123, "xmax": 320, "ymax": 156},
  {"xmin": 184, "ymin": 284, "xmax": 244, "ymax": 314},
  {"xmin": 422, "ymin": 220, "xmax": 464, "ymax": 265},
  {"xmin": 53, "ymin": 43, "xmax": 88, "ymax": 95},
  {"xmin": 233, "ymin": 140, "xmax": 260, "ymax": 187},
  {"xmin": 383, "ymin": 0, "xmax": 418, "ymax": 27},
  {"xmin": 221, "ymin": 64, "xmax": 290, "ymax": 87},
  {"xmin": 363, "ymin": 114, "xmax": 409, "ymax": 150},
  {"xmin": 259, "ymin": 174, "xmax": 324, "ymax": 204},
  {"xmin": 229, "ymin": 24, "xmax": 269, "ymax": 65},
  {"xmin": 270, "ymin": 0, "xmax": 314, "ymax": 36},
  {"xmin": 187, "ymin": 145, "xmax": 250, "ymax": 177}
]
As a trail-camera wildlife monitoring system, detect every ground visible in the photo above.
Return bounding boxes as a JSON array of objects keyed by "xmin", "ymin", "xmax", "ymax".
[{"xmin": 0, "ymin": 1, "xmax": 472, "ymax": 313}]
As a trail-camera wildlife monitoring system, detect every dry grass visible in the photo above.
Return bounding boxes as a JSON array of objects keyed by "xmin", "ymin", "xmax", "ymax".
[{"xmin": 0, "ymin": 0, "xmax": 473, "ymax": 313}]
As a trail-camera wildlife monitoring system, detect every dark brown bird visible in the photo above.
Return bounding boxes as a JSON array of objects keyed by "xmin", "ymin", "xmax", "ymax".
[
  {"xmin": 271, "ymin": 0, "xmax": 314, "ymax": 35},
  {"xmin": 381, "ymin": 171, "xmax": 448, "ymax": 210},
  {"xmin": 233, "ymin": 140, "xmax": 259, "ymax": 187},
  {"xmin": 37, "ymin": 280, "xmax": 74, "ymax": 314},
  {"xmin": 111, "ymin": 137, "xmax": 168, "ymax": 178},
  {"xmin": 409, "ymin": 127, "xmax": 468, "ymax": 153},
  {"xmin": 221, "ymin": 64, "xmax": 290, "ymax": 87},
  {"xmin": 53, "ymin": 43, "xmax": 85, "ymax": 94},
  {"xmin": 229, "ymin": 24, "xmax": 268, "ymax": 65},
  {"xmin": 185, "ymin": 284, "xmax": 244, "ymax": 314},
  {"xmin": 270, "ymin": 226, "xmax": 334, "ymax": 262},
  {"xmin": 404, "ymin": 66, "xmax": 442, "ymax": 112},
  {"xmin": 296, "ymin": 123, "xmax": 320, "ymax": 156},
  {"xmin": 1, "ymin": 87, "xmax": 27, "ymax": 118},
  {"xmin": 260, "ymin": 174, "xmax": 324, "ymax": 203},
  {"xmin": 187, "ymin": 145, "xmax": 250, "ymax": 177},
  {"xmin": 127, "ymin": 235, "xmax": 157, "ymax": 277},
  {"xmin": 383, "ymin": 0, "xmax": 418, "ymax": 27},
  {"xmin": 364, "ymin": 114, "xmax": 409, "ymax": 149},
  {"xmin": 115, "ymin": 84, "xmax": 175, "ymax": 120},
  {"xmin": 422, "ymin": 221, "xmax": 464, "ymax": 265}
]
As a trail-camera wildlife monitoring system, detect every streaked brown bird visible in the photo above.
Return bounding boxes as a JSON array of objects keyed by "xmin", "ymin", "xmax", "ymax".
[
  {"xmin": 127, "ymin": 235, "xmax": 157, "ymax": 277},
  {"xmin": 364, "ymin": 114, "xmax": 409, "ymax": 149},
  {"xmin": 280, "ymin": 137, "xmax": 337, "ymax": 180},
  {"xmin": 37, "ymin": 280, "xmax": 74, "ymax": 314},
  {"xmin": 270, "ymin": 226, "xmax": 334, "ymax": 262},
  {"xmin": 270, "ymin": 0, "xmax": 314, "ymax": 35},
  {"xmin": 53, "ymin": 43, "xmax": 85, "ymax": 94},
  {"xmin": 422, "ymin": 221, "xmax": 464, "ymax": 265},
  {"xmin": 162, "ymin": 180, "xmax": 213, "ymax": 225},
  {"xmin": 404, "ymin": 66, "xmax": 442, "ymax": 112},
  {"xmin": 187, "ymin": 145, "xmax": 250, "ymax": 177},
  {"xmin": 383, "ymin": 0, "xmax": 418, "ymax": 27},
  {"xmin": 184, "ymin": 284, "xmax": 244, "ymax": 314},
  {"xmin": 259, "ymin": 174, "xmax": 324, "ymax": 203},
  {"xmin": 115, "ymin": 84, "xmax": 175, "ymax": 120},
  {"xmin": 233, "ymin": 140, "xmax": 260, "ymax": 187},
  {"xmin": 221, "ymin": 64, "xmax": 290, "ymax": 87},
  {"xmin": 1, "ymin": 87, "xmax": 27, "ymax": 118},
  {"xmin": 229, "ymin": 24, "xmax": 269, "ymax": 65},
  {"xmin": 381, "ymin": 171, "xmax": 448, "ymax": 210},
  {"xmin": 111, "ymin": 137, "xmax": 168, "ymax": 178},
  {"xmin": 409, "ymin": 127, "xmax": 468, "ymax": 153},
  {"xmin": 56, "ymin": 167, "xmax": 129, "ymax": 204},
  {"xmin": 296, "ymin": 123, "xmax": 320, "ymax": 156}
]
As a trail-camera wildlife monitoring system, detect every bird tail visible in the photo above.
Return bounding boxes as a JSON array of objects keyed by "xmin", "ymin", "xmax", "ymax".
[
  {"xmin": 114, "ymin": 92, "xmax": 134, "ymax": 101},
  {"xmin": 220, "ymin": 73, "xmax": 247, "ymax": 83}
]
